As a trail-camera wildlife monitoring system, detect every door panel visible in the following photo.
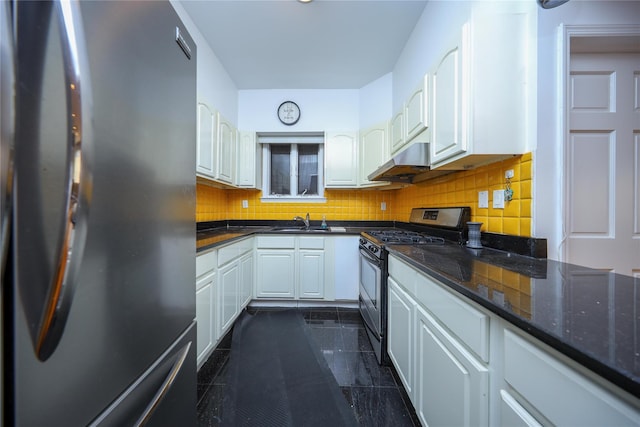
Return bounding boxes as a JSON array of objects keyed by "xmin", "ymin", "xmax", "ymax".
[{"xmin": 566, "ymin": 52, "xmax": 640, "ymax": 276}]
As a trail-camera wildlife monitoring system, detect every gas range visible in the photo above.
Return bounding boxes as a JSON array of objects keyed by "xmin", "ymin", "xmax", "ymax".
[
  {"xmin": 358, "ymin": 207, "xmax": 470, "ymax": 365},
  {"xmin": 359, "ymin": 207, "xmax": 471, "ymax": 259}
]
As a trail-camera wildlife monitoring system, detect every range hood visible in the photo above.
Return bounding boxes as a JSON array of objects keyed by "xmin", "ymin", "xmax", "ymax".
[{"xmin": 368, "ymin": 143, "xmax": 451, "ymax": 184}]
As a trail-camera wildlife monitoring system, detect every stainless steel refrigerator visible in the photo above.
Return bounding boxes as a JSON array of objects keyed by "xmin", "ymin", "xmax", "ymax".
[{"xmin": 1, "ymin": 1, "xmax": 198, "ymax": 425}]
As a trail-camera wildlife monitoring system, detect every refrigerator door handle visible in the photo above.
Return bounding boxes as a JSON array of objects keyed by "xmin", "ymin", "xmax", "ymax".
[
  {"xmin": 134, "ymin": 341, "xmax": 192, "ymax": 427},
  {"xmin": 0, "ymin": 0, "xmax": 15, "ymax": 280},
  {"xmin": 36, "ymin": 0, "xmax": 94, "ymax": 361}
]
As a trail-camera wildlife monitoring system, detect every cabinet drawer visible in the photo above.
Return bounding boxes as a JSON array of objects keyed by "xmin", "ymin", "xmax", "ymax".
[
  {"xmin": 416, "ymin": 273, "xmax": 489, "ymax": 363},
  {"xmin": 299, "ymin": 236, "xmax": 324, "ymax": 249},
  {"xmin": 389, "ymin": 256, "xmax": 417, "ymax": 295},
  {"xmin": 256, "ymin": 235, "xmax": 295, "ymax": 249},
  {"xmin": 504, "ymin": 329, "xmax": 640, "ymax": 426},
  {"xmin": 218, "ymin": 237, "xmax": 253, "ymax": 267},
  {"xmin": 196, "ymin": 250, "xmax": 216, "ymax": 278}
]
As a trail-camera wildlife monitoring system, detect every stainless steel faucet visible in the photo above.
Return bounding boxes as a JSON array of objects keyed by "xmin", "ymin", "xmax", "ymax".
[{"xmin": 293, "ymin": 213, "xmax": 310, "ymax": 229}]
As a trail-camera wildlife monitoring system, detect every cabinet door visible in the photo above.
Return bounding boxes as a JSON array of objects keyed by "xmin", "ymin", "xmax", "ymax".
[
  {"xmin": 196, "ymin": 103, "xmax": 215, "ymax": 177},
  {"xmin": 430, "ymin": 24, "xmax": 470, "ymax": 166},
  {"xmin": 239, "ymin": 253, "xmax": 253, "ymax": 308},
  {"xmin": 387, "ymin": 278, "xmax": 415, "ymax": 399},
  {"xmin": 405, "ymin": 75, "xmax": 429, "ymax": 142},
  {"xmin": 256, "ymin": 250, "xmax": 295, "ymax": 298},
  {"xmin": 415, "ymin": 304, "xmax": 489, "ymax": 427},
  {"xmin": 219, "ymin": 262, "xmax": 239, "ymax": 333},
  {"xmin": 299, "ymin": 250, "xmax": 324, "ymax": 299},
  {"xmin": 216, "ymin": 113, "xmax": 235, "ymax": 184},
  {"xmin": 359, "ymin": 123, "xmax": 388, "ymax": 187},
  {"xmin": 325, "ymin": 131, "xmax": 358, "ymax": 187},
  {"xmin": 390, "ymin": 110, "xmax": 406, "ymax": 154},
  {"xmin": 237, "ymin": 130, "xmax": 257, "ymax": 188},
  {"xmin": 196, "ymin": 272, "xmax": 215, "ymax": 369}
]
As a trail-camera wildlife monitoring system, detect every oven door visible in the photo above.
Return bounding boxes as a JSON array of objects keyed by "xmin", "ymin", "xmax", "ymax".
[{"xmin": 358, "ymin": 246, "xmax": 383, "ymax": 337}]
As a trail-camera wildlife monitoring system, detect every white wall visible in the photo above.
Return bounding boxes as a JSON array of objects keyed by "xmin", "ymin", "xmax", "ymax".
[
  {"xmin": 359, "ymin": 73, "xmax": 393, "ymax": 129},
  {"xmin": 392, "ymin": 1, "xmax": 472, "ymax": 112},
  {"xmin": 170, "ymin": 1, "xmax": 238, "ymax": 125},
  {"xmin": 237, "ymin": 89, "xmax": 359, "ymax": 132},
  {"xmin": 534, "ymin": 0, "xmax": 640, "ymax": 261}
]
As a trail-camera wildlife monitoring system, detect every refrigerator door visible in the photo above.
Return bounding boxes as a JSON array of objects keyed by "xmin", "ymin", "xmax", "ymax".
[{"xmin": 11, "ymin": 1, "xmax": 196, "ymax": 425}]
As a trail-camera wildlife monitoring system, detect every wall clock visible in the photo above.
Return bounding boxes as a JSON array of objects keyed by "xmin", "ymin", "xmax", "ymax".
[{"xmin": 277, "ymin": 101, "xmax": 301, "ymax": 126}]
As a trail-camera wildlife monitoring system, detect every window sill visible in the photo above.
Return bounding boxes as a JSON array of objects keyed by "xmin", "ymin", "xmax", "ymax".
[{"xmin": 260, "ymin": 196, "xmax": 327, "ymax": 203}]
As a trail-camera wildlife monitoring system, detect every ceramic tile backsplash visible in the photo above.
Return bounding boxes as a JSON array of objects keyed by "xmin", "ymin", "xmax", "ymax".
[
  {"xmin": 196, "ymin": 153, "xmax": 533, "ymax": 237},
  {"xmin": 392, "ymin": 154, "xmax": 533, "ymax": 236}
]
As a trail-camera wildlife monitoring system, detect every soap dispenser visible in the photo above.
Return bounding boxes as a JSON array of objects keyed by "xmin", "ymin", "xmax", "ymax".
[{"xmin": 321, "ymin": 215, "xmax": 328, "ymax": 229}]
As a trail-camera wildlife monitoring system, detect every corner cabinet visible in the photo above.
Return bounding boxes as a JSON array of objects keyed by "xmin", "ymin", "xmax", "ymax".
[
  {"xmin": 324, "ymin": 131, "xmax": 359, "ymax": 187},
  {"xmin": 430, "ymin": 2, "xmax": 532, "ymax": 170}
]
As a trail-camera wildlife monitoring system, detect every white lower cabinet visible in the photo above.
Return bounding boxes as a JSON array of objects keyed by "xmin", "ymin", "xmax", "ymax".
[
  {"xmin": 387, "ymin": 278, "xmax": 415, "ymax": 399},
  {"xmin": 219, "ymin": 261, "xmax": 240, "ymax": 333},
  {"xmin": 503, "ymin": 328, "xmax": 640, "ymax": 426},
  {"xmin": 196, "ymin": 249, "xmax": 217, "ymax": 369},
  {"xmin": 256, "ymin": 235, "xmax": 334, "ymax": 300},
  {"xmin": 388, "ymin": 254, "xmax": 640, "ymax": 426},
  {"xmin": 196, "ymin": 237, "xmax": 253, "ymax": 371},
  {"xmin": 299, "ymin": 250, "xmax": 324, "ymax": 299},
  {"xmin": 256, "ymin": 249, "xmax": 296, "ymax": 298},
  {"xmin": 415, "ymin": 304, "xmax": 489, "ymax": 427},
  {"xmin": 195, "ymin": 271, "xmax": 215, "ymax": 369},
  {"xmin": 239, "ymin": 252, "xmax": 253, "ymax": 307}
]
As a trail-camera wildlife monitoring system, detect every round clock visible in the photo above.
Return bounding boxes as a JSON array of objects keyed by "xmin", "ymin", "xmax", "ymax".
[{"xmin": 277, "ymin": 101, "xmax": 300, "ymax": 126}]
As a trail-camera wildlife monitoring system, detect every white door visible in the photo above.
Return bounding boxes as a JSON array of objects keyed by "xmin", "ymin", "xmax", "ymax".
[{"xmin": 565, "ymin": 51, "xmax": 640, "ymax": 277}]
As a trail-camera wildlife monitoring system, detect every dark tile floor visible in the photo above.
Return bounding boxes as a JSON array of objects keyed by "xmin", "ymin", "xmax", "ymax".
[{"xmin": 197, "ymin": 306, "xmax": 420, "ymax": 426}]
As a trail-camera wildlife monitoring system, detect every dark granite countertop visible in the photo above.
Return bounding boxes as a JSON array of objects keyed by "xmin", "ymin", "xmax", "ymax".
[
  {"xmin": 387, "ymin": 243, "xmax": 640, "ymax": 399},
  {"xmin": 196, "ymin": 220, "xmax": 638, "ymax": 398}
]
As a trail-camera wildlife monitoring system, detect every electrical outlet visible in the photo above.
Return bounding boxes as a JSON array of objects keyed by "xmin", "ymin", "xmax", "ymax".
[
  {"xmin": 381, "ymin": 202, "xmax": 387, "ymax": 211},
  {"xmin": 478, "ymin": 191, "xmax": 489, "ymax": 208},
  {"xmin": 505, "ymin": 169, "xmax": 514, "ymax": 179},
  {"xmin": 493, "ymin": 190, "xmax": 505, "ymax": 209},
  {"xmin": 242, "ymin": 200, "xmax": 248, "ymax": 209}
]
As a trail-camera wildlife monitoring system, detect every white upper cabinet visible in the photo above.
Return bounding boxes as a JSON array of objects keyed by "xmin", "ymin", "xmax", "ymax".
[
  {"xmin": 196, "ymin": 102, "xmax": 216, "ymax": 178},
  {"xmin": 430, "ymin": 2, "xmax": 531, "ymax": 170},
  {"xmin": 390, "ymin": 110, "xmax": 406, "ymax": 155},
  {"xmin": 430, "ymin": 27, "xmax": 468, "ymax": 166},
  {"xmin": 359, "ymin": 122, "xmax": 389, "ymax": 187},
  {"xmin": 325, "ymin": 131, "xmax": 359, "ymax": 187},
  {"xmin": 216, "ymin": 112, "xmax": 236, "ymax": 184},
  {"xmin": 404, "ymin": 74, "xmax": 430, "ymax": 144},
  {"xmin": 236, "ymin": 130, "xmax": 259, "ymax": 188}
]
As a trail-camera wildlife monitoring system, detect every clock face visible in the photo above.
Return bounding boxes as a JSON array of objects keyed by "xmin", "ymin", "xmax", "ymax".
[{"xmin": 277, "ymin": 101, "xmax": 300, "ymax": 126}]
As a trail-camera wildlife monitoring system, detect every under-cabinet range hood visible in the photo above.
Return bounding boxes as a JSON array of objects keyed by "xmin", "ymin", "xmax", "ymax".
[{"xmin": 368, "ymin": 143, "xmax": 451, "ymax": 184}]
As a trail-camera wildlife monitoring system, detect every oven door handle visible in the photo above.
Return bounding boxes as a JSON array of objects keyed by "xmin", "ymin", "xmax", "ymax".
[{"xmin": 359, "ymin": 247, "xmax": 382, "ymax": 267}]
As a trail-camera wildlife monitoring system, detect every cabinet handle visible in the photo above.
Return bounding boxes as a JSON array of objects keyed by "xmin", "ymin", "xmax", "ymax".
[{"xmin": 35, "ymin": 0, "xmax": 94, "ymax": 360}]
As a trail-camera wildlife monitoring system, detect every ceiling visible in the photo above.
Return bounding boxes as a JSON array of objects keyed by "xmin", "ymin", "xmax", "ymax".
[{"xmin": 180, "ymin": 0, "xmax": 429, "ymax": 90}]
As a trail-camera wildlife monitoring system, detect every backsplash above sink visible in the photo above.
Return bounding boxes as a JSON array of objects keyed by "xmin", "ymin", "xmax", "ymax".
[{"xmin": 197, "ymin": 153, "xmax": 533, "ymax": 237}]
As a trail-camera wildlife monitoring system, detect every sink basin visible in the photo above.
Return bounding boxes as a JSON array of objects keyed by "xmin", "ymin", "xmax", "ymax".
[{"xmin": 271, "ymin": 226, "xmax": 330, "ymax": 232}]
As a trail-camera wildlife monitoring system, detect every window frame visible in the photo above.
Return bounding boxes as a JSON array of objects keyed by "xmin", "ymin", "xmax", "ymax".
[{"xmin": 260, "ymin": 137, "xmax": 325, "ymax": 202}]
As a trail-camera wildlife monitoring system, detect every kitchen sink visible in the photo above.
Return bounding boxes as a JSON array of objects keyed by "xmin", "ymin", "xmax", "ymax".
[{"xmin": 271, "ymin": 226, "xmax": 330, "ymax": 232}]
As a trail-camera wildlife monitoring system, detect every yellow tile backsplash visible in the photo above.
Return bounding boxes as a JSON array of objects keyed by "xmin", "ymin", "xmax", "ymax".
[{"xmin": 196, "ymin": 153, "xmax": 533, "ymax": 237}]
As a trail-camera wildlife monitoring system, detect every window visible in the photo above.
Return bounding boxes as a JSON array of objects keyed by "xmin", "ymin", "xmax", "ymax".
[{"xmin": 260, "ymin": 133, "xmax": 325, "ymax": 201}]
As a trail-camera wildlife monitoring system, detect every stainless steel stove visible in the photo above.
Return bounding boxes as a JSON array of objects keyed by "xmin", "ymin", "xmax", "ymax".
[{"xmin": 358, "ymin": 207, "xmax": 470, "ymax": 365}]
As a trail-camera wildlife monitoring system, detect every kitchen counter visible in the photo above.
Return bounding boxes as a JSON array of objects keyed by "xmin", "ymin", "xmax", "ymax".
[
  {"xmin": 387, "ymin": 243, "xmax": 640, "ymax": 398},
  {"xmin": 196, "ymin": 224, "xmax": 370, "ymax": 252}
]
